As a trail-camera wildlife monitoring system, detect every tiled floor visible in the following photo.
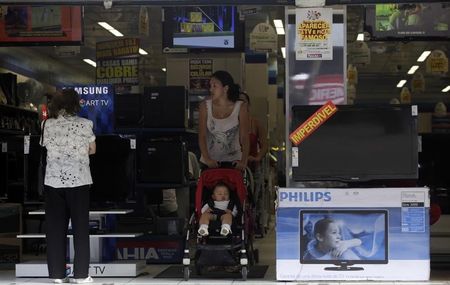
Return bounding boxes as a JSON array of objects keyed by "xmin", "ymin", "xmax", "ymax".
[{"xmin": 1, "ymin": 225, "xmax": 450, "ymax": 284}]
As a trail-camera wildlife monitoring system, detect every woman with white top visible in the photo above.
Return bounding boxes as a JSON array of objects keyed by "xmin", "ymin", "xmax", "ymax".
[
  {"xmin": 41, "ymin": 89, "xmax": 96, "ymax": 284},
  {"xmin": 198, "ymin": 70, "xmax": 249, "ymax": 171}
]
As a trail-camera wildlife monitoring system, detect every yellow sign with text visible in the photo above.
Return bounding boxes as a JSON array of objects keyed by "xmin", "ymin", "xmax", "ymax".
[{"xmin": 289, "ymin": 101, "xmax": 337, "ymax": 146}]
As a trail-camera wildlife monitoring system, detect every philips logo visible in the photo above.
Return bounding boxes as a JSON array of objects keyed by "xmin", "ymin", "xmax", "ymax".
[{"xmin": 280, "ymin": 191, "xmax": 331, "ymax": 202}]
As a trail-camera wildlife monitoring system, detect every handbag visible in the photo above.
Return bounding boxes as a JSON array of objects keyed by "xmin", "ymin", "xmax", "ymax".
[{"xmin": 37, "ymin": 119, "xmax": 47, "ymax": 196}]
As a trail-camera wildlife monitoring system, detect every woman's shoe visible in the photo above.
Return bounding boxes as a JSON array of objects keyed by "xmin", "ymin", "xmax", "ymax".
[
  {"xmin": 52, "ymin": 277, "xmax": 69, "ymax": 284},
  {"xmin": 71, "ymin": 276, "xmax": 93, "ymax": 284}
]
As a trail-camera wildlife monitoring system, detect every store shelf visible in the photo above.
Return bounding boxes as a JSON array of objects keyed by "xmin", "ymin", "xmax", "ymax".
[
  {"xmin": 17, "ymin": 233, "xmax": 143, "ymax": 238},
  {"xmin": 28, "ymin": 209, "xmax": 134, "ymax": 215}
]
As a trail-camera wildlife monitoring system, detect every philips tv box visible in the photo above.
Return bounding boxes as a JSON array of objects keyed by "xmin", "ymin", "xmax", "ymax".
[{"xmin": 276, "ymin": 187, "xmax": 430, "ymax": 281}]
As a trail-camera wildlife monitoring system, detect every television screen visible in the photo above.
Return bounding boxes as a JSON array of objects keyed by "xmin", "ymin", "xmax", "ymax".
[
  {"xmin": 365, "ymin": 3, "xmax": 450, "ymax": 40},
  {"xmin": 162, "ymin": 6, "xmax": 244, "ymax": 52},
  {"xmin": 89, "ymin": 135, "xmax": 135, "ymax": 207},
  {"xmin": 300, "ymin": 209, "xmax": 388, "ymax": 270},
  {"xmin": 0, "ymin": 6, "xmax": 83, "ymax": 46},
  {"xmin": 291, "ymin": 105, "xmax": 418, "ymax": 182}
]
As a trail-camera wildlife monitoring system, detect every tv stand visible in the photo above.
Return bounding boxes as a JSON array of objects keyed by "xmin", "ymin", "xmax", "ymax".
[{"xmin": 324, "ymin": 264, "xmax": 364, "ymax": 271}]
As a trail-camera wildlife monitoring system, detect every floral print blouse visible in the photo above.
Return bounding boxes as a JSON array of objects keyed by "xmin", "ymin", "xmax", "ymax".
[{"xmin": 41, "ymin": 115, "xmax": 96, "ymax": 188}]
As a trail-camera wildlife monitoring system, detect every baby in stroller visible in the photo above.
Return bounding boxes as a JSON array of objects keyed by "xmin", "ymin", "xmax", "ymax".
[{"xmin": 198, "ymin": 182, "xmax": 238, "ymax": 237}]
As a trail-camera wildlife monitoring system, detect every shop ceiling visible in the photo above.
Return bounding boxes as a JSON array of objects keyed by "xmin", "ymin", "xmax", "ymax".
[{"xmin": 0, "ymin": 2, "xmax": 448, "ymax": 102}]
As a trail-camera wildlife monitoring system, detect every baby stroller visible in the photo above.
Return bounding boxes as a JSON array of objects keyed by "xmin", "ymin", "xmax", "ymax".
[{"xmin": 183, "ymin": 167, "xmax": 257, "ymax": 280}]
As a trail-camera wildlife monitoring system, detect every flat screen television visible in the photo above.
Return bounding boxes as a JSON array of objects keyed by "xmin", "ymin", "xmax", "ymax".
[
  {"xmin": 300, "ymin": 209, "xmax": 388, "ymax": 271},
  {"xmin": 89, "ymin": 135, "xmax": 135, "ymax": 208},
  {"xmin": 0, "ymin": 6, "xmax": 83, "ymax": 46},
  {"xmin": 291, "ymin": 105, "xmax": 418, "ymax": 182},
  {"xmin": 365, "ymin": 3, "xmax": 450, "ymax": 41},
  {"xmin": 162, "ymin": 6, "xmax": 244, "ymax": 53}
]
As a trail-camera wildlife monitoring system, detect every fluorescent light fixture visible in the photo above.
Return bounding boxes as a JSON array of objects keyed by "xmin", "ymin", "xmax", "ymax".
[
  {"xmin": 292, "ymin": 73, "xmax": 310, "ymax": 81},
  {"xmin": 161, "ymin": 67, "xmax": 167, "ymax": 72},
  {"xmin": 442, "ymin": 85, "xmax": 450, "ymax": 92},
  {"xmin": 276, "ymin": 27, "xmax": 285, "ymax": 35},
  {"xmin": 417, "ymin": 51, "xmax": 431, "ymax": 62},
  {"xmin": 273, "ymin": 19, "xmax": 284, "ymax": 28},
  {"xmin": 139, "ymin": 48, "xmax": 148, "ymax": 55},
  {"xmin": 273, "ymin": 19, "xmax": 285, "ymax": 35},
  {"xmin": 356, "ymin": 33, "xmax": 364, "ymax": 41},
  {"xmin": 281, "ymin": 47, "xmax": 286, "ymax": 58},
  {"xmin": 396, "ymin": 79, "xmax": 407, "ymax": 88},
  {"xmin": 83, "ymin": 59, "xmax": 97, "ymax": 67},
  {"xmin": 98, "ymin": 21, "xmax": 123, "ymax": 37},
  {"xmin": 407, "ymin": 65, "xmax": 419, "ymax": 75}
]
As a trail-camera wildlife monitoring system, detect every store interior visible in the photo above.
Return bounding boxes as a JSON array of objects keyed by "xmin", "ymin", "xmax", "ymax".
[{"xmin": 1, "ymin": 1, "xmax": 450, "ymax": 282}]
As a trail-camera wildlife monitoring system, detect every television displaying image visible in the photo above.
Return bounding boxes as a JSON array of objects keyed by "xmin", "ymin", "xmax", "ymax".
[
  {"xmin": 300, "ymin": 209, "xmax": 388, "ymax": 271},
  {"xmin": 162, "ymin": 6, "xmax": 244, "ymax": 52},
  {"xmin": 365, "ymin": 3, "xmax": 450, "ymax": 40},
  {"xmin": 291, "ymin": 104, "xmax": 418, "ymax": 182},
  {"xmin": 0, "ymin": 6, "xmax": 83, "ymax": 45}
]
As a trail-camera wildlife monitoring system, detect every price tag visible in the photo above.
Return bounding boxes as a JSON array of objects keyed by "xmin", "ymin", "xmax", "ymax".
[
  {"xmin": 24, "ymin": 135, "xmax": 30, "ymax": 154},
  {"xmin": 130, "ymin": 139, "xmax": 136, "ymax": 150},
  {"xmin": 1, "ymin": 142, "xmax": 7, "ymax": 153}
]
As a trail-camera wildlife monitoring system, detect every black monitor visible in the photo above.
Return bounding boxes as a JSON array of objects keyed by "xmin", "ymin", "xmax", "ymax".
[
  {"xmin": 365, "ymin": 3, "xmax": 450, "ymax": 41},
  {"xmin": 291, "ymin": 104, "xmax": 418, "ymax": 182},
  {"xmin": 89, "ymin": 135, "xmax": 135, "ymax": 208},
  {"xmin": 162, "ymin": 6, "xmax": 244, "ymax": 53},
  {"xmin": 300, "ymin": 209, "xmax": 388, "ymax": 271}
]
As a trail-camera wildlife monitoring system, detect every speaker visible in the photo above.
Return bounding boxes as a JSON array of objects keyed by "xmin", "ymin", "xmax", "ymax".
[
  {"xmin": 138, "ymin": 139, "xmax": 188, "ymax": 184},
  {"xmin": 114, "ymin": 93, "xmax": 141, "ymax": 129},
  {"xmin": 142, "ymin": 86, "xmax": 188, "ymax": 128}
]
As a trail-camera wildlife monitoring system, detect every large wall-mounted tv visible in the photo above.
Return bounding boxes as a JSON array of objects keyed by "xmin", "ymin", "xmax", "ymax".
[
  {"xmin": 0, "ymin": 5, "xmax": 83, "ymax": 46},
  {"xmin": 162, "ymin": 6, "xmax": 244, "ymax": 53},
  {"xmin": 365, "ymin": 3, "xmax": 450, "ymax": 41},
  {"xmin": 300, "ymin": 209, "xmax": 388, "ymax": 271},
  {"xmin": 291, "ymin": 105, "xmax": 418, "ymax": 182}
]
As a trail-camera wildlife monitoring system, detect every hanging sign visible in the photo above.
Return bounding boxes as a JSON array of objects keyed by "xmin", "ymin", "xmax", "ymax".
[
  {"xmin": 348, "ymin": 41, "xmax": 370, "ymax": 65},
  {"xmin": 249, "ymin": 22, "xmax": 278, "ymax": 53},
  {"xmin": 295, "ymin": 7, "xmax": 333, "ymax": 61},
  {"xmin": 400, "ymin": 86, "xmax": 411, "ymax": 104},
  {"xmin": 426, "ymin": 50, "xmax": 448, "ymax": 74},
  {"xmin": 411, "ymin": 72, "xmax": 425, "ymax": 93},
  {"xmin": 347, "ymin": 64, "xmax": 358, "ymax": 85},
  {"xmin": 139, "ymin": 7, "xmax": 149, "ymax": 36},
  {"xmin": 96, "ymin": 38, "xmax": 140, "ymax": 60}
]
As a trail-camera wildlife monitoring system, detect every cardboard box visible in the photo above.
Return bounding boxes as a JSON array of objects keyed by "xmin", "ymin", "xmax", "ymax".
[{"xmin": 276, "ymin": 187, "xmax": 430, "ymax": 281}]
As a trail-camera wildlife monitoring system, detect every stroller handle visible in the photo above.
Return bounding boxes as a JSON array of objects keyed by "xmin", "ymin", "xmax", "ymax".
[{"xmin": 217, "ymin": 161, "xmax": 237, "ymax": 169}]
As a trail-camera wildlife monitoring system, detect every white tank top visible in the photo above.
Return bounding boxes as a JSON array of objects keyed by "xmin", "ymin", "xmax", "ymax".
[{"xmin": 200, "ymin": 99, "xmax": 242, "ymax": 163}]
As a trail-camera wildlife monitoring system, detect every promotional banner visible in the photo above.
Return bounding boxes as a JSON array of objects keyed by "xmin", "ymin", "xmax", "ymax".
[
  {"xmin": 276, "ymin": 187, "xmax": 430, "ymax": 281},
  {"xmin": 189, "ymin": 58, "xmax": 212, "ymax": 95},
  {"xmin": 249, "ymin": 22, "xmax": 278, "ymax": 53},
  {"xmin": 295, "ymin": 8, "xmax": 333, "ymax": 60},
  {"xmin": 96, "ymin": 57, "xmax": 139, "ymax": 85},
  {"xmin": 426, "ymin": 50, "xmax": 448, "ymax": 75},
  {"xmin": 64, "ymin": 85, "xmax": 114, "ymax": 134}
]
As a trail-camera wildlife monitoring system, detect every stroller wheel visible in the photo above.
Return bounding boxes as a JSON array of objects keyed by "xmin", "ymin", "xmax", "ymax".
[
  {"xmin": 241, "ymin": 266, "xmax": 248, "ymax": 281},
  {"xmin": 183, "ymin": 266, "xmax": 190, "ymax": 281}
]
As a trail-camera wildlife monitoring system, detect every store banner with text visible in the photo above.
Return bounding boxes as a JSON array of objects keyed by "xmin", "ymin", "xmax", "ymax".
[
  {"xmin": 189, "ymin": 58, "xmax": 213, "ymax": 95},
  {"xmin": 96, "ymin": 57, "xmax": 139, "ymax": 86},
  {"xmin": 295, "ymin": 8, "xmax": 333, "ymax": 61},
  {"xmin": 62, "ymin": 85, "xmax": 114, "ymax": 134},
  {"xmin": 96, "ymin": 38, "xmax": 140, "ymax": 60}
]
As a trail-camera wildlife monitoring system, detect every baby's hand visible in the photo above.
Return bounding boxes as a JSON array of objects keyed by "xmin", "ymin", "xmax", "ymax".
[{"xmin": 206, "ymin": 208, "xmax": 213, "ymax": 213}]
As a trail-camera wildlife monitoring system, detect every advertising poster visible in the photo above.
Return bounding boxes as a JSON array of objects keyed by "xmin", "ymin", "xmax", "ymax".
[
  {"xmin": 189, "ymin": 58, "xmax": 212, "ymax": 95},
  {"xmin": 62, "ymin": 85, "xmax": 114, "ymax": 134},
  {"xmin": 276, "ymin": 187, "xmax": 430, "ymax": 281},
  {"xmin": 0, "ymin": 6, "xmax": 82, "ymax": 45},
  {"xmin": 295, "ymin": 8, "xmax": 333, "ymax": 60}
]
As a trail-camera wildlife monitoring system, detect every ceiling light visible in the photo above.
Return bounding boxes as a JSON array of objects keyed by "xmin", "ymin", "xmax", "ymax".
[
  {"xmin": 417, "ymin": 51, "xmax": 431, "ymax": 62},
  {"xmin": 98, "ymin": 21, "xmax": 123, "ymax": 37},
  {"xmin": 356, "ymin": 33, "xmax": 364, "ymax": 41},
  {"xmin": 396, "ymin": 80, "xmax": 407, "ymax": 88},
  {"xmin": 442, "ymin": 85, "xmax": 450, "ymax": 93},
  {"xmin": 162, "ymin": 67, "xmax": 167, "ymax": 72},
  {"xmin": 292, "ymin": 73, "xmax": 310, "ymax": 81},
  {"xmin": 276, "ymin": 27, "xmax": 285, "ymax": 35},
  {"xmin": 273, "ymin": 19, "xmax": 284, "ymax": 28},
  {"xmin": 407, "ymin": 65, "xmax": 419, "ymax": 75},
  {"xmin": 83, "ymin": 59, "xmax": 96, "ymax": 67},
  {"xmin": 139, "ymin": 48, "xmax": 148, "ymax": 55},
  {"xmin": 281, "ymin": 47, "xmax": 286, "ymax": 59}
]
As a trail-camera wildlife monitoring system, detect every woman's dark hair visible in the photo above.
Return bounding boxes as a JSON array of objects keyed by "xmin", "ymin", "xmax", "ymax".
[
  {"xmin": 240, "ymin": 91, "xmax": 250, "ymax": 105},
  {"xmin": 48, "ymin": 88, "xmax": 80, "ymax": 118},
  {"xmin": 211, "ymin": 70, "xmax": 240, "ymax": 102},
  {"xmin": 313, "ymin": 218, "xmax": 335, "ymax": 238}
]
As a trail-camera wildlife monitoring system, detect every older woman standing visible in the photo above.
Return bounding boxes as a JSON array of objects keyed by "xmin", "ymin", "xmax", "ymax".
[{"xmin": 41, "ymin": 89, "xmax": 96, "ymax": 284}]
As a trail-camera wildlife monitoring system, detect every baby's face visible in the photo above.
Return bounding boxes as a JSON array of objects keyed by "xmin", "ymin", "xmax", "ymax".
[
  {"xmin": 321, "ymin": 222, "xmax": 342, "ymax": 249},
  {"xmin": 212, "ymin": 186, "xmax": 229, "ymax": 201}
]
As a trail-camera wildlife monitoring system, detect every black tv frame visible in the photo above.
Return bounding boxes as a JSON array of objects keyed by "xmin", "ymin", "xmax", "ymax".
[
  {"xmin": 299, "ymin": 209, "xmax": 389, "ymax": 271},
  {"xmin": 162, "ymin": 5, "xmax": 245, "ymax": 53}
]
